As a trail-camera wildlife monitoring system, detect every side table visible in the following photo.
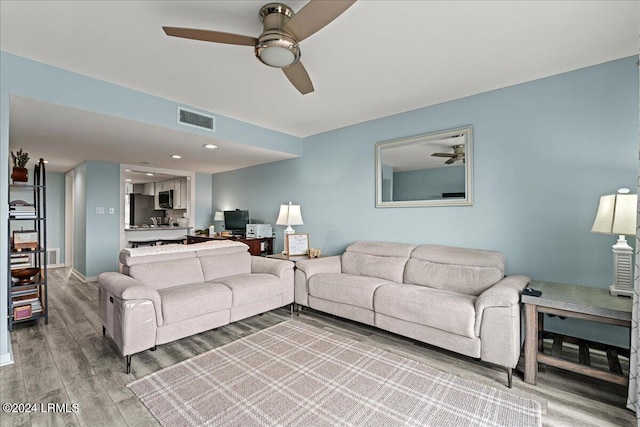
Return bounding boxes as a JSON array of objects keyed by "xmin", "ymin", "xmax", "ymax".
[
  {"xmin": 266, "ymin": 253, "xmax": 326, "ymax": 314},
  {"xmin": 522, "ymin": 281, "xmax": 632, "ymax": 386}
]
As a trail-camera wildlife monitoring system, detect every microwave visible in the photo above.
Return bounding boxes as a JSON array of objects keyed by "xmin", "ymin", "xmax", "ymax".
[{"xmin": 159, "ymin": 190, "xmax": 173, "ymax": 208}]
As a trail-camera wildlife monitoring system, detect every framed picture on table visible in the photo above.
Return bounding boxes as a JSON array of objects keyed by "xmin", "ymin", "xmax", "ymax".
[{"xmin": 286, "ymin": 233, "xmax": 309, "ymax": 256}]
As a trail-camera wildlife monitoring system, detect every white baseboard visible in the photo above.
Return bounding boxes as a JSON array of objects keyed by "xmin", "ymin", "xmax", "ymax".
[
  {"xmin": 71, "ymin": 269, "xmax": 96, "ymax": 283},
  {"xmin": 0, "ymin": 341, "xmax": 14, "ymax": 366}
]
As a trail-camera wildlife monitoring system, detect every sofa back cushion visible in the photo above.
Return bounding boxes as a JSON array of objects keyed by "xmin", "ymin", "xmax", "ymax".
[
  {"xmin": 199, "ymin": 251, "xmax": 251, "ymax": 282},
  {"xmin": 121, "ymin": 241, "xmax": 250, "ymax": 289},
  {"xmin": 405, "ymin": 245, "xmax": 505, "ymax": 296},
  {"xmin": 128, "ymin": 257, "xmax": 205, "ymax": 290},
  {"xmin": 341, "ymin": 241, "xmax": 415, "ymax": 283}
]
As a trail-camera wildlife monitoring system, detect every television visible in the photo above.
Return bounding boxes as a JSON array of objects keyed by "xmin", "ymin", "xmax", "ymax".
[{"xmin": 224, "ymin": 210, "xmax": 250, "ymax": 234}]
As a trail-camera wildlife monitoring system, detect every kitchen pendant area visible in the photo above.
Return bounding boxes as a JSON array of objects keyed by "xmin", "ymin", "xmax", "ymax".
[{"xmin": 121, "ymin": 165, "xmax": 195, "ymax": 248}]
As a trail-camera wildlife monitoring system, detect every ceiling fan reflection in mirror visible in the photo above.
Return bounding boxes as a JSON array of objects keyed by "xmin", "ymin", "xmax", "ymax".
[
  {"xmin": 431, "ymin": 144, "xmax": 465, "ymax": 165},
  {"xmin": 163, "ymin": 1, "xmax": 356, "ymax": 95}
]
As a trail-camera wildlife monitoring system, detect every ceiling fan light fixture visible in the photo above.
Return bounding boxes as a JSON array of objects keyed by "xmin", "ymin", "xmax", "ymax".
[{"xmin": 255, "ymin": 31, "xmax": 300, "ymax": 68}]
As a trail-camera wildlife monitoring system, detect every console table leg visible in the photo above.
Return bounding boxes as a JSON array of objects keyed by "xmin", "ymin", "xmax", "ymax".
[{"xmin": 524, "ymin": 303, "xmax": 538, "ymax": 384}]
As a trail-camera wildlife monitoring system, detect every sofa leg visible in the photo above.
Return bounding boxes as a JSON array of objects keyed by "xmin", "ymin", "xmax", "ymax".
[
  {"xmin": 506, "ymin": 367, "xmax": 513, "ymax": 388},
  {"xmin": 290, "ymin": 303, "xmax": 294, "ymax": 316},
  {"xmin": 126, "ymin": 355, "xmax": 132, "ymax": 374},
  {"xmin": 102, "ymin": 326, "xmax": 106, "ymax": 336},
  {"xmin": 150, "ymin": 345, "xmax": 157, "ymax": 352}
]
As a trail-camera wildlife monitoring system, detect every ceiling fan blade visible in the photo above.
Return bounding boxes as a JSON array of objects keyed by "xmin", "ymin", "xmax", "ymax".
[
  {"xmin": 431, "ymin": 153, "xmax": 454, "ymax": 158},
  {"xmin": 284, "ymin": 0, "xmax": 356, "ymax": 42},
  {"xmin": 163, "ymin": 27, "xmax": 257, "ymax": 46},
  {"xmin": 445, "ymin": 158, "xmax": 455, "ymax": 165},
  {"xmin": 283, "ymin": 62, "xmax": 314, "ymax": 94}
]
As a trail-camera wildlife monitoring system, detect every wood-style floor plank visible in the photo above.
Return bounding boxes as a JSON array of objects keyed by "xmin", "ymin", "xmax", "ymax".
[{"xmin": 0, "ymin": 267, "xmax": 636, "ymax": 426}]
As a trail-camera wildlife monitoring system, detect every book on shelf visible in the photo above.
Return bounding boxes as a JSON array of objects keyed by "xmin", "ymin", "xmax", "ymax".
[
  {"xmin": 11, "ymin": 287, "xmax": 38, "ymax": 297},
  {"xmin": 10, "ymin": 253, "xmax": 33, "ymax": 269},
  {"xmin": 10, "ymin": 213, "xmax": 37, "ymax": 218}
]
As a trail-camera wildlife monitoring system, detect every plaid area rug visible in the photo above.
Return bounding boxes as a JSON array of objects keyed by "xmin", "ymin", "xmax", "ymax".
[{"xmin": 128, "ymin": 321, "xmax": 541, "ymax": 426}]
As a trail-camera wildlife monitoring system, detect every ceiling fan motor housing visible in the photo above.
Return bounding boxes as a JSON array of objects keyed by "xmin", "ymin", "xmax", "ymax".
[{"xmin": 255, "ymin": 3, "xmax": 300, "ymax": 68}]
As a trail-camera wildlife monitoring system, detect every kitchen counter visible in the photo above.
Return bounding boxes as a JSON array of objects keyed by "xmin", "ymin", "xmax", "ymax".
[
  {"xmin": 124, "ymin": 226, "xmax": 191, "ymax": 231},
  {"xmin": 124, "ymin": 226, "xmax": 193, "ymax": 248}
]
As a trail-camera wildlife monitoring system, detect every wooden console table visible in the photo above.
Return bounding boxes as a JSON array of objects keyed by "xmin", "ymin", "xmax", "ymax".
[
  {"xmin": 523, "ymin": 281, "xmax": 632, "ymax": 386},
  {"xmin": 186, "ymin": 235, "xmax": 274, "ymax": 256}
]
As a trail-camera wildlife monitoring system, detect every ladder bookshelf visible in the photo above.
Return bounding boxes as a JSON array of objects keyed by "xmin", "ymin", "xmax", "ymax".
[{"xmin": 7, "ymin": 158, "xmax": 48, "ymax": 331}]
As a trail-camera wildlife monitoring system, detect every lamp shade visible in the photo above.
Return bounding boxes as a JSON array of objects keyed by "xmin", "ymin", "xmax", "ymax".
[
  {"xmin": 213, "ymin": 211, "xmax": 224, "ymax": 221},
  {"xmin": 591, "ymin": 193, "xmax": 637, "ymax": 236},
  {"xmin": 276, "ymin": 202, "xmax": 303, "ymax": 226}
]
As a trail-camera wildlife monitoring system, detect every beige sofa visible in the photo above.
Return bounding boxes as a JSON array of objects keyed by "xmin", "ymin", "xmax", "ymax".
[
  {"xmin": 294, "ymin": 241, "xmax": 530, "ymax": 387},
  {"xmin": 98, "ymin": 241, "xmax": 294, "ymax": 373}
]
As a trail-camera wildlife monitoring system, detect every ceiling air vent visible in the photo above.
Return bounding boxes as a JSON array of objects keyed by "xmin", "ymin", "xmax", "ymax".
[{"xmin": 178, "ymin": 107, "xmax": 215, "ymax": 132}]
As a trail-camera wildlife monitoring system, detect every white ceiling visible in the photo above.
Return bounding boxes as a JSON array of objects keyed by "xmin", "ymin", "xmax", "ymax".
[{"xmin": 1, "ymin": 1, "xmax": 638, "ymax": 174}]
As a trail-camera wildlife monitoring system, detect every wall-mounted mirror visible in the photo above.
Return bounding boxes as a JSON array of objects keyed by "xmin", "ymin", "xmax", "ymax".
[{"xmin": 376, "ymin": 126, "xmax": 473, "ymax": 207}]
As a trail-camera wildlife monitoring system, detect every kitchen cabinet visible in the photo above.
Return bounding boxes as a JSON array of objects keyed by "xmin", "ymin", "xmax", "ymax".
[
  {"xmin": 173, "ymin": 178, "xmax": 188, "ymax": 209},
  {"xmin": 143, "ymin": 182, "xmax": 155, "ymax": 196}
]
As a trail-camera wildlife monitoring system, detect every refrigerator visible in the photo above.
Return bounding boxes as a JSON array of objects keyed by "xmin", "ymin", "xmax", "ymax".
[{"xmin": 129, "ymin": 194, "xmax": 161, "ymax": 226}]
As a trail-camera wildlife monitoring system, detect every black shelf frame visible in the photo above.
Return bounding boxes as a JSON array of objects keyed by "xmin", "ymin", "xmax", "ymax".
[{"xmin": 7, "ymin": 159, "xmax": 48, "ymax": 331}]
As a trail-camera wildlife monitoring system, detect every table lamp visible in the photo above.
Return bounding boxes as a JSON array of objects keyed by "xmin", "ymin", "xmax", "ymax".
[
  {"xmin": 591, "ymin": 188, "xmax": 637, "ymax": 297},
  {"xmin": 276, "ymin": 202, "xmax": 303, "ymax": 234},
  {"xmin": 276, "ymin": 202, "xmax": 303, "ymax": 254}
]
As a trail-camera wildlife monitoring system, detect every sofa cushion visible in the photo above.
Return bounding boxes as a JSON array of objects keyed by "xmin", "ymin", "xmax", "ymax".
[
  {"xmin": 308, "ymin": 273, "xmax": 395, "ymax": 310},
  {"xmin": 405, "ymin": 245, "xmax": 505, "ymax": 296},
  {"xmin": 199, "ymin": 252, "xmax": 252, "ymax": 282},
  {"xmin": 375, "ymin": 284, "xmax": 477, "ymax": 338},
  {"xmin": 341, "ymin": 242, "xmax": 415, "ymax": 283},
  {"xmin": 128, "ymin": 257, "xmax": 205, "ymax": 290},
  {"xmin": 157, "ymin": 282, "xmax": 232, "ymax": 324},
  {"xmin": 215, "ymin": 274, "xmax": 282, "ymax": 307}
]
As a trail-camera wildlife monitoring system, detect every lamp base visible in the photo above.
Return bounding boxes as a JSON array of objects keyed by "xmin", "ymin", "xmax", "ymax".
[
  {"xmin": 609, "ymin": 235, "xmax": 634, "ymax": 298},
  {"xmin": 281, "ymin": 226, "xmax": 295, "ymax": 255},
  {"xmin": 609, "ymin": 284, "xmax": 634, "ymax": 297}
]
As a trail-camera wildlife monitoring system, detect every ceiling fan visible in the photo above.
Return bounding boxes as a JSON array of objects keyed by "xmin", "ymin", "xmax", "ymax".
[
  {"xmin": 431, "ymin": 144, "xmax": 465, "ymax": 165},
  {"xmin": 162, "ymin": 1, "xmax": 356, "ymax": 95}
]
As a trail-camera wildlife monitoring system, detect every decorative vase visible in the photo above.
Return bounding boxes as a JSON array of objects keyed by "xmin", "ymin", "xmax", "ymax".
[{"xmin": 12, "ymin": 167, "xmax": 28, "ymax": 183}]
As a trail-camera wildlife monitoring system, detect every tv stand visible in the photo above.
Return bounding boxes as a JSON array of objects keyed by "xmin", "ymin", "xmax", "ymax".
[{"xmin": 186, "ymin": 234, "xmax": 273, "ymax": 256}]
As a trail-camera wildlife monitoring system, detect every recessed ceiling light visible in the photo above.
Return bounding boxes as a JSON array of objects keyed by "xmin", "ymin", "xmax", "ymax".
[
  {"xmin": 204, "ymin": 144, "xmax": 218, "ymax": 149},
  {"xmin": 171, "ymin": 155, "xmax": 182, "ymax": 159},
  {"xmin": 42, "ymin": 160, "xmax": 48, "ymax": 164},
  {"xmin": 146, "ymin": 173, "xmax": 154, "ymax": 176},
  {"xmin": 125, "ymin": 179, "xmax": 132, "ymax": 182},
  {"xmin": 125, "ymin": 169, "xmax": 131, "ymax": 172}
]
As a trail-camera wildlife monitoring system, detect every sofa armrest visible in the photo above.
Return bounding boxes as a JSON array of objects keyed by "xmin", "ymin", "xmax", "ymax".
[
  {"xmin": 251, "ymin": 256, "xmax": 294, "ymax": 277},
  {"xmin": 98, "ymin": 272, "xmax": 164, "ymax": 325},
  {"xmin": 295, "ymin": 256, "xmax": 342, "ymax": 278},
  {"xmin": 474, "ymin": 274, "xmax": 530, "ymax": 336}
]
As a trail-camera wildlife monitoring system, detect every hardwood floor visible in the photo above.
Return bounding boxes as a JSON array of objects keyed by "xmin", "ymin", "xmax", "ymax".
[{"xmin": 1, "ymin": 267, "xmax": 636, "ymax": 426}]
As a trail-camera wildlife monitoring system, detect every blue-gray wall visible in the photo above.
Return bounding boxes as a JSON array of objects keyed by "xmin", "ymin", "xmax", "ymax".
[
  {"xmin": 84, "ymin": 161, "xmax": 121, "ymax": 277},
  {"xmin": 46, "ymin": 171, "xmax": 65, "ymax": 264},
  {"xmin": 211, "ymin": 56, "xmax": 638, "ymax": 346},
  {"xmin": 195, "ymin": 172, "xmax": 213, "ymax": 230}
]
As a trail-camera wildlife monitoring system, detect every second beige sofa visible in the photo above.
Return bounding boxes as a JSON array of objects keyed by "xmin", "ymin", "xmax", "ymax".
[{"xmin": 294, "ymin": 241, "xmax": 530, "ymax": 387}]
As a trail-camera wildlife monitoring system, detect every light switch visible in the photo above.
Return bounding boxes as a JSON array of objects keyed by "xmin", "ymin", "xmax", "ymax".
[
  {"xmin": 96, "ymin": 207, "xmax": 105, "ymax": 214},
  {"xmin": 108, "ymin": 207, "xmax": 115, "ymax": 214}
]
